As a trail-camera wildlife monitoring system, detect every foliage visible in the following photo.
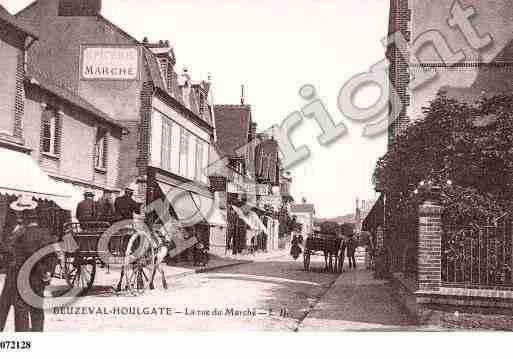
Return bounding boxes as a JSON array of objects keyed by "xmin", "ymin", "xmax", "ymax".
[
  {"xmin": 374, "ymin": 91, "xmax": 513, "ymax": 226},
  {"xmin": 278, "ymin": 207, "xmax": 302, "ymax": 237},
  {"xmin": 319, "ymin": 221, "xmax": 339, "ymax": 235}
]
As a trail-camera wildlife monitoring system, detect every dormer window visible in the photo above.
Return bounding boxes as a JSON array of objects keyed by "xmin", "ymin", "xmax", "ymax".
[
  {"xmin": 199, "ymin": 94, "xmax": 205, "ymax": 117},
  {"xmin": 158, "ymin": 58, "xmax": 169, "ymax": 89}
]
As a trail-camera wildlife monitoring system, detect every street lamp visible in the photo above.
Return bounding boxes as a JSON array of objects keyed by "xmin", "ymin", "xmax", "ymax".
[{"xmin": 415, "ymin": 176, "xmax": 453, "ymax": 205}]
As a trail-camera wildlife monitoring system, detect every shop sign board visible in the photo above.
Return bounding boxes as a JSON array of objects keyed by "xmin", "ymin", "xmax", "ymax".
[
  {"xmin": 227, "ymin": 181, "xmax": 269, "ymax": 196},
  {"xmin": 81, "ymin": 45, "xmax": 140, "ymax": 81}
]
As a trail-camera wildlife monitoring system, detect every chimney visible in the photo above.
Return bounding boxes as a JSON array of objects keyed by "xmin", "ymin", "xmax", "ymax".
[
  {"xmin": 58, "ymin": 0, "xmax": 102, "ymax": 16},
  {"xmin": 181, "ymin": 67, "xmax": 191, "ymax": 86},
  {"xmin": 241, "ymin": 84, "xmax": 245, "ymax": 105},
  {"xmin": 250, "ymin": 122, "xmax": 257, "ymax": 141}
]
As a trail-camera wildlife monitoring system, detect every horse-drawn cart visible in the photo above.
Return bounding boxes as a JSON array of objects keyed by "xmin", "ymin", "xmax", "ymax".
[
  {"xmin": 303, "ymin": 232, "xmax": 344, "ymax": 273},
  {"xmin": 56, "ymin": 221, "xmax": 159, "ymax": 296}
]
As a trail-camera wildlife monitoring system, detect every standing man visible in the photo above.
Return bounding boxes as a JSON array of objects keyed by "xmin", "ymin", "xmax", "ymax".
[
  {"xmin": 347, "ymin": 234, "xmax": 357, "ymax": 269},
  {"xmin": 0, "ymin": 195, "xmax": 56, "ymax": 332},
  {"xmin": 96, "ymin": 190, "xmax": 115, "ymax": 224},
  {"xmin": 114, "ymin": 185, "xmax": 142, "ymax": 222},
  {"xmin": 339, "ymin": 235, "xmax": 348, "ymax": 271},
  {"xmin": 76, "ymin": 191, "xmax": 97, "ymax": 230}
]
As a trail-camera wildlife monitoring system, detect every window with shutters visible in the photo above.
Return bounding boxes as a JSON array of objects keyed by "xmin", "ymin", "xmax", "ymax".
[
  {"xmin": 202, "ymin": 142, "xmax": 209, "ymax": 184},
  {"xmin": 41, "ymin": 108, "xmax": 60, "ymax": 157},
  {"xmin": 0, "ymin": 40, "xmax": 17, "ymax": 136},
  {"xmin": 179, "ymin": 127, "xmax": 189, "ymax": 178},
  {"xmin": 161, "ymin": 120, "xmax": 172, "ymax": 171},
  {"xmin": 195, "ymin": 140, "xmax": 203, "ymax": 182},
  {"xmin": 94, "ymin": 128, "xmax": 108, "ymax": 170}
]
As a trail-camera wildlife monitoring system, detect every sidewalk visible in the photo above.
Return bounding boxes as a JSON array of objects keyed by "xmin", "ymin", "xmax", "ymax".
[{"xmin": 299, "ymin": 269, "xmax": 418, "ymax": 331}]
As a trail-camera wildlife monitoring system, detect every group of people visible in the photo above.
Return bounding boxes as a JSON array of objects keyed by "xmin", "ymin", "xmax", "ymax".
[
  {"xmin": 340, "ymin": 234, "xmax": 358, "ymax": 270},
  {"xmin": 76, "ymin": 185, "xmax": 141, "ymax": 226},
  {"xmin": 227, "ymin": 228, "xmax": 267, "ymax": 256}
]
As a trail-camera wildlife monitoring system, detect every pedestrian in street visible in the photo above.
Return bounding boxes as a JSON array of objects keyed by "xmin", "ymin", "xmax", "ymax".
[
  {"xmin": 76, "ymin": 191, "xmax": 97, "ymax": 230},
  {"xmin": 245, "ymin": 228, "xmax": 255, "ymax": 256},
  {"xmin": 0, "ymin": 195, "xmax": 57, "ymax": 332},
  {"xmin": 347, "ymin": 234, "xmax": 357, "ymax": 269},
  {"xmin": 290, "ymin": 234, "xmax": 302, "ymax": 260},
  {"xmin": 339, "ymin": 235, "xmax": 347, "ymax": 271},
  {"xmin": 114, "ymin": 185, "xmax": 142, "ymax": 222}
]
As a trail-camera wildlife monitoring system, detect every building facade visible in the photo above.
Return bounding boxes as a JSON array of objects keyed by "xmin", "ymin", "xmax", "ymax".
[
  {"xmin": 212, "ymin": 104, "xmax": 280, "ymax": 254},
  {"xmin": 290, "ymin": 202, "xmax": 315, "ymax": 239},
  {"xmin": 16, "ymin": 0, "xmax": 221, "ymax": 255},
  {"xmin": 1, "ymin": 4, "xmax": 124, "ymax": 241}
]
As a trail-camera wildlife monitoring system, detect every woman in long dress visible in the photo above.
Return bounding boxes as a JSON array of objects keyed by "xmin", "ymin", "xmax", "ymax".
[{"xmin": 290, "ymin": 234, "xmax": 303, "ymax": 260}]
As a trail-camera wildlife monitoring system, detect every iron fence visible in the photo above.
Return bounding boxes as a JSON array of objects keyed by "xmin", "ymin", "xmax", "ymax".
[{"xmin": 442, "ymin": 214, "xmax": 513, "ymax": 290}]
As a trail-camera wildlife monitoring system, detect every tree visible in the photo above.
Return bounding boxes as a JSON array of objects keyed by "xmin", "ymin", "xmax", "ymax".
[
  {"xmin": 319, "ymin": 220, "xmax": 339, "ymax": 235},
  {"xmin": 278, "ymin": 207, "xmax": 301, "ymax": 237},
  {"xmin": 375, "ymin": 91, "xmax": 513, "ymax": 227}
]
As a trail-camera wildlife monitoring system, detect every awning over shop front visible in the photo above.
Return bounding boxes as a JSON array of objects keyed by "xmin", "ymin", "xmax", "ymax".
[
  {"xmin": 249, "ymin": 211, "xmax": 268, "ymax": 233},
  {"xmin": 0, "ymin": 148, "xmax": 75, "ymax": 210},
  {"xmin": 157, "ymin": 181, "xmax": 226, "ymax": 227},
  {"xmin": 232, "ymin": 205, "xmax": 253, "ymax": 229},
  {"xmin": 190, "ymin": 193, "xmax": 227, "ymax": 227},
  {"xmin": 231, "ymin": 205, "xmax": 267, "ymax": 233}
]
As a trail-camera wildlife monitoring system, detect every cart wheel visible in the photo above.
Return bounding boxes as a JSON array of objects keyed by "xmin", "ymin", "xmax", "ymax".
[
  {"xmin": 65, "ymin": 256, "xmax": 96, "ymax": 296},
  {"xmin": 124, "ymin": 232, "xmax": 155, "ymax": 296},
  {"xmin": 303, "ymin": 251, "xmax": 311, "ymax": 271}
]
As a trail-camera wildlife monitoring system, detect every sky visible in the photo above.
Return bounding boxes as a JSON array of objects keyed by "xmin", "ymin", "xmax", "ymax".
[{"xmin": 4, "ymin": 0, "xmax": 389, "ymax": 218}]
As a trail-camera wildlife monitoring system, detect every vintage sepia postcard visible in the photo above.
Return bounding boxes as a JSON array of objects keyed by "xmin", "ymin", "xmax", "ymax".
[{"xmin": 0, "ymin": 0, "xmax": 513, "ymax": 353}]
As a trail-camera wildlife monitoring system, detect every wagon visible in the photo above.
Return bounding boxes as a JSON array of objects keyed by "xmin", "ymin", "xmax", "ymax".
[
  {"xmin": 55, "ymin": 221, "xmax": 158, "ymax": 296},
  {"xmin": 303, "ymin": 232, "xmax": 344, "ymax": 272}
]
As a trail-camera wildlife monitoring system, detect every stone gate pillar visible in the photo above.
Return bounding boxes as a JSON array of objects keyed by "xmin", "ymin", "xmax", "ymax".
[{"xmin": 417, "ymin": 201, "xmax": 442, "ymax": 292}]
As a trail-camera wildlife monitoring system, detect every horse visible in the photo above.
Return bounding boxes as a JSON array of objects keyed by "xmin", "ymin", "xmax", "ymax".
[{"xmin": 114, "ymin": 222, "xmax": 169, "ymax": 295}]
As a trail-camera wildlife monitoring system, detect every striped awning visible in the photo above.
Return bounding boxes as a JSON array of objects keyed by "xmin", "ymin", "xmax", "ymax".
[
  {"xmin": 232, "ymin": 205, "xmax": 267, "ymax": 233},
  {"xmin": 0, "ymin": 147, "xmax": 76, "ymax": 210},
  {"xmin": 157, "ymin": 181, "xmax": 226, "ymax": 227}
]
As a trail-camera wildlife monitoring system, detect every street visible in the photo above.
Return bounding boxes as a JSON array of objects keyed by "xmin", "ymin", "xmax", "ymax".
[{"xmin": 2, "ymin": 254, "xmax": 416, "ymax": 331}]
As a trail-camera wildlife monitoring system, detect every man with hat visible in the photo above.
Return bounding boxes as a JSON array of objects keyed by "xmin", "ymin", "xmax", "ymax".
[
  {"xmin": 114, "ymin": 185, "xmax": 142, "ymax": 222},
  {"xmin": 76, "ymin": 191, "xmax": 97, "ymax": 230},
  {"xmin": 0, "ymin": 195, "xmax": 56, "ymax": 332}
]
